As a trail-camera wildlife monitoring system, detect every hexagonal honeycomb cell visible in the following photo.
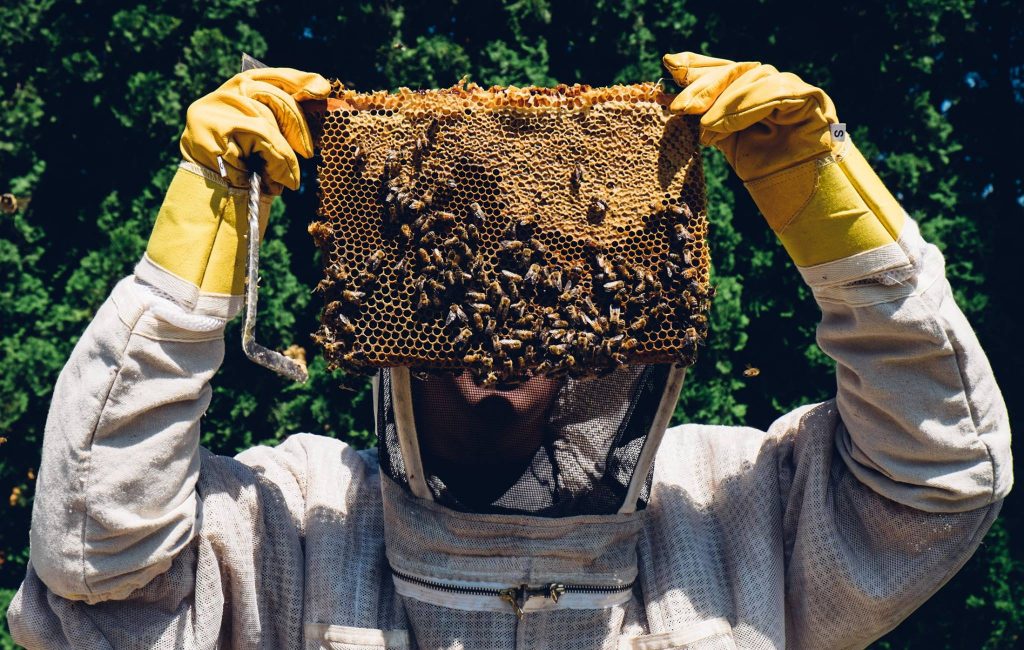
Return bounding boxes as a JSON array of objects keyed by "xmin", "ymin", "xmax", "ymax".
[{"xmin": 305, "ymin": 80, "xmax": 711, "ymax": 387}]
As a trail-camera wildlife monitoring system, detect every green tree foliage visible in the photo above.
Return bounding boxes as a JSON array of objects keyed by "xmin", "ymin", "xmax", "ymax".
[{"xmin": 1, "ymin": 1, "xmax": 1021, "ymax": 647}]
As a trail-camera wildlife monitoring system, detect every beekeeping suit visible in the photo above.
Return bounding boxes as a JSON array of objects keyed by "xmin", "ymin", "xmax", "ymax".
[{"xmin": 7, "ymin": 54, "xmax": 1012, "ymax": 650}]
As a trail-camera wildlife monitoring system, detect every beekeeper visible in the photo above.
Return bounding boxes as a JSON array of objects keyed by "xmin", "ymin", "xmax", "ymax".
[{"xmin": 7, "ymin": 52, "xmax": 1012, "ymax": 650}]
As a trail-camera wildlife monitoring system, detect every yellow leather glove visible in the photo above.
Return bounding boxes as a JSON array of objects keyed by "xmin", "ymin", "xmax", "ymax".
[
  {"xmin": 137, "ymin": 68, "xmax": 330, "ymax": 318},
  {"xmin": 662, "ymin": 52, "xmax": 907, "ymax": 270}
]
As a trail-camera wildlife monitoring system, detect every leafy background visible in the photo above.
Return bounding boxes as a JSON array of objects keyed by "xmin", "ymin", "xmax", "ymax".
[{"xmin": 1, "ymin": 0, "xmax": 1021, "ymax": 647}]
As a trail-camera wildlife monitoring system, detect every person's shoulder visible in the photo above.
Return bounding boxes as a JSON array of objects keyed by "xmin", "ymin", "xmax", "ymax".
[{"xmin": 653, "ymin": 422, "xmax": 773, "ymax": 487}]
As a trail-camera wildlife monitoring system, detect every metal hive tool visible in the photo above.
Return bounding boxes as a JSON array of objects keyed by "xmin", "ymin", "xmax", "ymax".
[{"xmin": 306, "ymin": 80, "xmax": 711, "ymax": 387}]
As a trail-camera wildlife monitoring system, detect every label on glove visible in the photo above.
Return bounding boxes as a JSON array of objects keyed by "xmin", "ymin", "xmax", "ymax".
[
  {"xmin": 829, "ymin": 123, "xmax": 847, "ymax": 142},
  {"xmin": 216, "ymin": 155, "xmax": 228, "ymax": 178}
]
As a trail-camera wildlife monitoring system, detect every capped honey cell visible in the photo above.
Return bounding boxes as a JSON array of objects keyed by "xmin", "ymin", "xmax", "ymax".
[{"xmin": 306, "ymin": 80, "xmax": 711, "ymax": 386}]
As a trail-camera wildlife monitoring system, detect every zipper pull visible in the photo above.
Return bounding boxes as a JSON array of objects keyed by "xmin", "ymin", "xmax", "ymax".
[
  {"xmin": 549, "ymin": 583, "xmax": 566, "ymax": 603},
  {"xmin": 499, "ymin": 588, "xmax": 525, "ymax": 620}
]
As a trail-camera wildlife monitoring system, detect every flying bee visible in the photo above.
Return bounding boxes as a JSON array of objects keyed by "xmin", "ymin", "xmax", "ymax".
[
  {"xmin": 673, "ymin": 223, "xmax": 696, "ymax": 244},
  {"xmin": 365, "ymin": 250, "xmax": 384, "ymax": 273},
  {"xmin": 446, "ymin": 304, "xmax": 468, "ymax": 327},
  {"xmin": 469, "ymin": 202, "xmax": 486, "ymax": 224},
  {"xmin": 587, "ymin": 197, "xmax": 608, "ymax": 224},
  {"xmin": 341, "ymin": 290, "xmax": 365, "ymax": 306},
  {"xmin": 742, "ymin": 364, "xmax": 760, "ymax": 378},
  {"xmin": 571, "ymin": 163, "xmax": 583, "ymax": 189}
]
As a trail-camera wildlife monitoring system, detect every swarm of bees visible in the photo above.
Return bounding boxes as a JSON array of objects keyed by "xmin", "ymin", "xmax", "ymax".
[{"xmin": 307, "ymin": 80, "xmax": 711, "ymax": 387}]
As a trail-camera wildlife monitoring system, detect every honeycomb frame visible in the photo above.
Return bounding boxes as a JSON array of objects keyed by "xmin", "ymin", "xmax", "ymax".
[{"xmin": 306, "ymin": 80, "xmax": 711, "ymax": 387}]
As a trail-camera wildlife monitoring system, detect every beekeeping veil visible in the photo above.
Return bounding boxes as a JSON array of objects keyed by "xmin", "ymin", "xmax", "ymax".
[{"xmin": 374, "ymin": 365, "xmax": 685, "ymax": 516}]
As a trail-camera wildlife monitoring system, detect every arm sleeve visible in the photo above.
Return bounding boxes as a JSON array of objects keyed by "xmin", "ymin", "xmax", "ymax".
[
  {"xmin": 775, "ymin": 217, "xmax": 1012, "ymax": 648},
  {"xmin": 26, "ymin": 276, "xmax": 228, "ymax": 603}
]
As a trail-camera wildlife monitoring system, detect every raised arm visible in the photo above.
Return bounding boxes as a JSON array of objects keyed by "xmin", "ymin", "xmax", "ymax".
[
  {"xmin": 22, "ymin": 67, "xmax": 329, "ymax": 604},
  {"xmin": 663, "ymin": 53, "xmax": 1012, "ymax": 647}
]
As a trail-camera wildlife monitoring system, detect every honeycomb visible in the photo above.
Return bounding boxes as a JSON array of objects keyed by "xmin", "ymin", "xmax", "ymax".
[{"xmin": 306, "ymin": 80, "xmax": 711, "ymax": 387}]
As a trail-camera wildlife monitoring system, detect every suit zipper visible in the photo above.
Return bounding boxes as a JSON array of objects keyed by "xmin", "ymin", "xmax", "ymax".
[{"xmin": 389, "ymin": 566, "xmax": 634, "ymax": 620}]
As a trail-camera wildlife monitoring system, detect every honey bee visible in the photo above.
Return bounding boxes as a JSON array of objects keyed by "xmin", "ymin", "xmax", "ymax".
[
  {"xmin": 416, "ymin": 248, "xmax": 431, "ymax": 265},
  {"xmin": 480, "ymin": 372, "xmax": 499, "ymax": 388},
  {"xmin": 497, "ymin": 338, "xmax": 522, "ymax": 352},
  {"xmin": 463, "ymin": 352, "xmax": 489, "ymax": 365},
  {"xmin": 682, "ymin": 267, "xmax": 699, "ymax": 280},
  {"xmin": 501, "ymin": 240, "xmax": 523, "ymax": 252},
  {"xmin": 341, "ymin": 290, "xmax": 365, "ymax": 306},
  {"xmin": 497, "ymin": 295, "xmax": 511, "ymax": 320},
  {"xmin": 571, "ymin": 163, "xmax": 583, "ymax": 189},
  {"xmin": 671, "ymin": 203, "xmax": 694, "ymax": 220},
  {"xmin": 384, "ymin": 150, "xmax": 402, "ymax": 178},
  {"xmin": 466, "ymin": 224, "xmax": 480, "ymax": 244},
  {"xmin": 468, "ymin": 303, "xmax": 492, "ymax": 314},
  {"xmin": 673, "ymin": 223, "xmax": 696, "ymax": 244},
  {"xmin": 513, "ymin": 329, "xmax": 537, "ymax": 341},
  {"xmin": 406, "ymin": 198, "xmax": 426, "ymax": 213},
  {"xmin": 416, "ymin": 291, "xmax": 431, "ymax": 311},
  {"xmin": 466, "ymin": 290, "xmax": 488, "ymax": 302},
  {"xmin": 524, "ymin": 264, "xmax": 542, "ymax": 288},
  {"xmin": 446, "ymin": 304, "xmax": 468, "ymax": 327},
  {"xmin": 603, "ymin": 280, "xmax": 625, "ymax": 292},
  {"xmin": 743, "ymin": 364, "xmax": 760, "ymax": 378},
  {"xmin": 629, "ymin": 317, "xmax": 647, "ymax": 332},
  {"xmin": 471, "ymin": 312, "xmax": 485, "ymax": 332},
  {"xmin": 308, "ymin": 221, "xmax": 333, "ymax": 245},
  {"xmin": 337, "ymin": 313, "xmax": 356, "ymax": 336},
  {"xmin": 501, "ymin": 270, "xmax": 523, "ymax": 283},
  {"xmin": 352, "ymin": 146, "xmax": 366, "ymax": 169},
  {"xmin": 620, "ymin": 337, "xmax": 638, "ymax": 352},
  {"xmin": 548, "ymin": 344, "xmax": 568, "ymax": 356},
  {"xmin": 398, "ymin": 224, "xmax": 413, "ymax": 243},
  {"xmin": 431, "ymin": 248, "xmax": 444, "ymax": 266},
  {"xmin": 454, "ymin": 328, "xmax": 474, "ymax": 350},
  {"xmin": 548, "ymin": 269, "xmax": 564, "ymax": 293},
  {"xmin": 588, "ymin": 197, "xmax": 608, "ymax": 224},
  {"xmin": 436, "ymin": 210, "xmax": 457, "ymax": 224},
  {"xmin": 469, "ymin": 202, "xmax": 486, "ymax": 224},
  {"xmin": 529, "ymin": 238, "xmax": 548, "ymax": 256},
  {"xmin": 365, "ymin": 250, "xmax": 384, "ymax": 273}
]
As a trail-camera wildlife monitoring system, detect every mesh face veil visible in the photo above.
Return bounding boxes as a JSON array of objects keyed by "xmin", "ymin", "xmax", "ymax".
[{"xmin": 375, "ymin": 364, "xmax": 685, "ymax": 516}]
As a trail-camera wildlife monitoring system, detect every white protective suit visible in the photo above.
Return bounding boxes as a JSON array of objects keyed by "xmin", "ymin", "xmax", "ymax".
[{"xmin": 5, "ymin": 182, "xmax": 1014, "ymax": 649}]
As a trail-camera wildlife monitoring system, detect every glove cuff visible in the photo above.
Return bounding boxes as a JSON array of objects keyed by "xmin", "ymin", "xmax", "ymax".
[
  {"xmin": 138, "ymin": 161, "xmax": 272, "ymax": 319},
  {"xmin": 743, "ymin": 139, "xmax": 906, "ymax": 268}
]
